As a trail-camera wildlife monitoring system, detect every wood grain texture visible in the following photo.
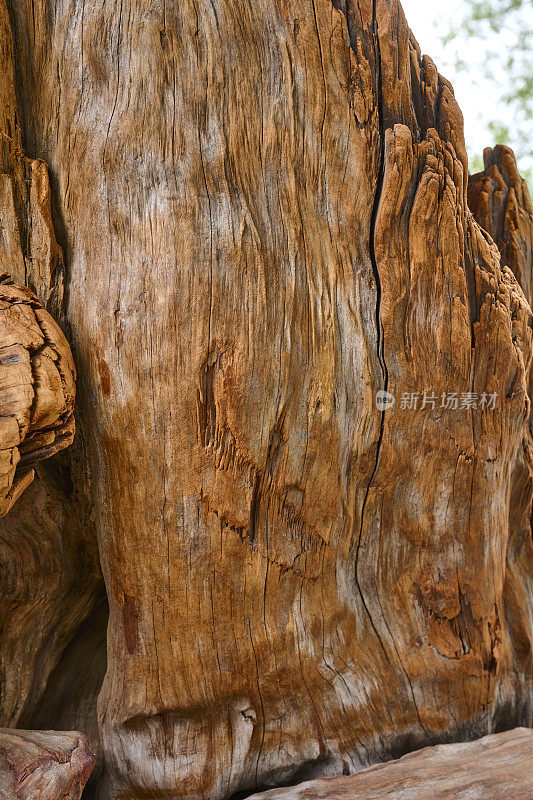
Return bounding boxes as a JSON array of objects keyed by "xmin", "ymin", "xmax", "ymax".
[
  {"xmin": 469, "ymin": 145, "xmax": 533, "ymax": 306},
  {"xmin": 0, "ymin": 0, "xmax": 531, "ymax": 798},
  {"xmin": 244, "ymin": 727, "xmax": 533, "ymax": 799},
  {"xmin": 0, "ymin": 0, "xmax": 104, "ymax": 768},
  {"xmin": 0, "ymin": 728, "xmax": 95, "ymax": 799},
  {"xmin": 0, "ymin": 275, "xmax": 75, "ymax": 517}
]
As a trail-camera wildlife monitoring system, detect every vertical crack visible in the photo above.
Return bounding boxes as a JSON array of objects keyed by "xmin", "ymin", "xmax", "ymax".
[
  {"xmin": 343, "ymin": 0, "xmax": 430, "ymax": 738},
  {"xmin": 354, "ymin": 0, "xmax": 388, "ymax": 585}
]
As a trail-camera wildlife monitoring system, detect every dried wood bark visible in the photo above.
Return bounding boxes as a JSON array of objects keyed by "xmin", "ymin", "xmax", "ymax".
[
  {"xmin": 0, "ymin": 0, "xmax": 531, "ymax": 799},
  {"xmin": 244, "ymin": 727, "xmax": 533, "ymax": 800},
  {"xmin": 0, "ymin": 729, "xmax": 95, "ymax": 799},
  {"xmin": 469, "ymin": 145, "xmax": 533, "ymax": 306},
  {"xmin": 0, "ymin": 0, "xmax": 104, "ymax": 766},
  {"xmin": 0, "ymin": 275, "xmax": 75, "ymax": 517}
]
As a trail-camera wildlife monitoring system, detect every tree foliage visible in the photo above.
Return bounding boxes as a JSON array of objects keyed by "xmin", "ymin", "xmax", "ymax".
[{"xmin": 444, "ymin": 0, "xmax": 532, "ymax": 183}]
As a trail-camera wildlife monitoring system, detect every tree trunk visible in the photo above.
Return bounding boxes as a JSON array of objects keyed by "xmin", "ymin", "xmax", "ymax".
[{"xmin": 0, "ymin": 0, "xmax": 531, "ymax": 799}]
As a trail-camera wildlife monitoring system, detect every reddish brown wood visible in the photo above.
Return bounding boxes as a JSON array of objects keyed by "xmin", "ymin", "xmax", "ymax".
[
  {"xmin": 0, "ymin": 0, "xmax": 531, "ymax": 798},
  {"xmin": 0, "ymin": 275, "xmax": 75, "ymax": 517},
  {"xmin": 469, "ymin": 145, "xmax": 533, "ymax": 305}
]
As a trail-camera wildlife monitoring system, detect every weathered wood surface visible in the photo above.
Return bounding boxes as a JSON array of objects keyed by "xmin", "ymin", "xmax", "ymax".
[
  {"xmin": 0, "ymin": 728, "xmax": 95, "ymax": 800},
  {"xmin": 0, "ymin": 275, "xmax": 75, "ymax": 517},
  {"xmin": 0, "ymin": 0, "xmax": 531, "ymax": 799},
  {"xmin": 244, "ymin": 727, "xmax": 533, "ymax": 799},
  {"xmin": 0, "ymin": 0, "xmax": 104, "ymax": 768},
  {"xmin": 469, "ymin": 145, "xmax": 533, "ymax": 306}
]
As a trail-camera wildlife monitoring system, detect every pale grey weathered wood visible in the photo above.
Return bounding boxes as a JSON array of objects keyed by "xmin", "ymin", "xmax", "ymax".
[
  {"xmin": 246, "ymin": 728, "xmax": 533, "ymax": 799},
  {"xmin": 0, "ymin": 729, "xmax": 95, "ymax": 800}
]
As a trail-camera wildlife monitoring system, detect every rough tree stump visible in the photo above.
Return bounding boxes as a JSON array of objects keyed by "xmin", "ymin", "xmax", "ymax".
[{"xmin": 0, "ymin": 0, "xmax": 531, "ymax": 799}]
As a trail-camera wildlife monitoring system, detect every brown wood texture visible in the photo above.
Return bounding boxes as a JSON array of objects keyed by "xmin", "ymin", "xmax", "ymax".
[
  {"xmin": 0, "ymin": 275, "xmax": 75, "ymax": 516},
  {"xmin": 0, "ymin": 0, "xmax": 531, "ymax": 798},
  {"xmin": 469, "ymin": 145, "xmax": 533, "ymax": 306},
  {"xmin": 244, "ymin": 727, "xmax": 533, "ymax": 800},
  {"xmin": 0, "ymin": 729, "xmax": 95, "ymax": 800},
  {"xmin": 0, "ymin": 0, "xmax": 105, "ymax": 778}
]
